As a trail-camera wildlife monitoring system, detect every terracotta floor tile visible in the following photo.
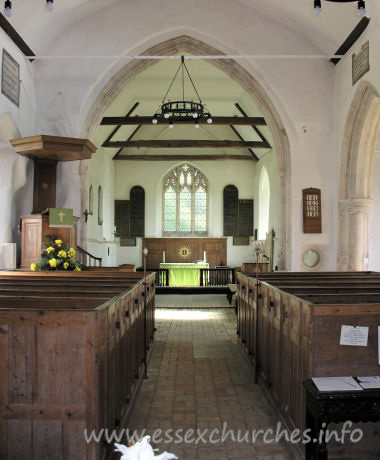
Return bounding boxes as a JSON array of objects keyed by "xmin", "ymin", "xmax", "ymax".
[{"xmin": 124, "ymin": 296, "xmax": 301, "ymax": 460}]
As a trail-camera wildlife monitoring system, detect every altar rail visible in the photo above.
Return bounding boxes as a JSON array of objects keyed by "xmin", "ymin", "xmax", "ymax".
[
  {"xmin": 136, "ymin": 268, "xmax": 169, "ymax": 286},
  {"xmin": 200, "ymin": 268, "xmax": 235, "ymax": 286},
  {"xmin": 0, "ymin": 270, "xmax": 155, "ymax": 460},
  {"xmin": 137, "ymin": 267, "xmax": 234, "ymax": 287}
]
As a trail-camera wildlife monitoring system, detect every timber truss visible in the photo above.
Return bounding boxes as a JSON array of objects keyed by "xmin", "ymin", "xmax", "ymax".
[{"xmin": 100, "ymin": 102, "xmax": 271, "ymax": 161}]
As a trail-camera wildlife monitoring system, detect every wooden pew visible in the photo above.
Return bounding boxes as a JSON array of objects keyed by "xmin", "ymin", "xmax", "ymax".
[
  {"xmin": 236, "ymin": 272, "xmax": 380, "ymax": 457},
  {"xmin": 0, "ymin": 271, "xmax": 155, "ymax": 460}
]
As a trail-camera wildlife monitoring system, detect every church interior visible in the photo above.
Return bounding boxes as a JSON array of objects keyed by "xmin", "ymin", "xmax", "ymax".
[{"xmin": 1, "ymin": 0, "xmax": 380, "ymax": 459}]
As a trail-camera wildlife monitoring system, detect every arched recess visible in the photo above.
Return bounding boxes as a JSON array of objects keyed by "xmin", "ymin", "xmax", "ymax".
[
  {"xmin": 80, "ymin": 35, "xmax": 291, "ymax": 269},
  {"xmin": 338, "ymin": 81, "xmax": 380, "ymax": 270},
  {"xmin": 258, "ymin": 167, "xmax": 270, "ymax": 240}
]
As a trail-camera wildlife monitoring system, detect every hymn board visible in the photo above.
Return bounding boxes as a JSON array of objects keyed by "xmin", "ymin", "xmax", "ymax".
[{"xmin": 303, "ymin": 188, "xmax": 322, "ymax": 233}]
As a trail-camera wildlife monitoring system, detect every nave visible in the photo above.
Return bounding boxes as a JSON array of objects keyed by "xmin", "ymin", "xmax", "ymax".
[{"xmin": 128, "ymin": 295, "xmax": 300, "ymax": 460}]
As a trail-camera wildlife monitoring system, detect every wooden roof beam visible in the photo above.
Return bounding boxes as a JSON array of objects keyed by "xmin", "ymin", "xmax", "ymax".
[
  {"xmin": 235, "ymin": 103, "xmax": 271, "ymax": 149},
  {"xmin": 103, "ymin": 140, "xmax": 269, "ymax": 149},
  {"xmin": 229, "ymin": 125, "xmax": 259, "ymax": 161},
  {"xmin": 115, "ymin": 154, "xmax": 254, "ymax": 161},
  {"xmin": 100, "ymin": 116, "xmax": 267, "ymax": 126}
]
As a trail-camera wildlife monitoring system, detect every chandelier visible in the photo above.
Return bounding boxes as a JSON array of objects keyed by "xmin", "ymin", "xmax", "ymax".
[
  {"xmin": 3, "ymin": 0, "xmax": 54, "ymax": 16},
  {"xmin": 152, "ymin": 56, "xmax": 212, "ymax": 128},
  {"xmin": 313, "ymin": 0, "xmax": 366, "ymax": 17}
]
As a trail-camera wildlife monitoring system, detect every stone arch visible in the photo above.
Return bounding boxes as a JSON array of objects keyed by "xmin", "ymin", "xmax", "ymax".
[
  {"xmin": 338, "ymin": 80, "xmax": 380, "ymax": 270},
  {"xmin": 81, "ymin": 35, "xmax": 291, "ymax": 269}
]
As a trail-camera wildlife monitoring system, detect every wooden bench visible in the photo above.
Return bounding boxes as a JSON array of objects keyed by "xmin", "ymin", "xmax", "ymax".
[
  {"xmin": 236, "ymin": 271, "xmax": 380, "ymax": 458},
  {"xmin": 0, "ymin": 271, "xmax": 156, "ymax": 460}
]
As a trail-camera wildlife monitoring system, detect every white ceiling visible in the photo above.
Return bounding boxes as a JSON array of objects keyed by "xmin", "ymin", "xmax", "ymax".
[
  {"xmin": 3, "ymin": 0, "xmax": 372, "ymax": 159},
  {"xmin": 4, "ymin": 0, "xmax": 369, "ymax": 54}
]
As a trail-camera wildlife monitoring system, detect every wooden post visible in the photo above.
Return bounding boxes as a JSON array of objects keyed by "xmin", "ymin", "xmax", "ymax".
[
  {"xmin": 143, "ymin": 248, "xmax": 148, "ymax": 379},
  {"xmin": 254, "ymin": 246, "xmax": 261, "ymax": 385}
]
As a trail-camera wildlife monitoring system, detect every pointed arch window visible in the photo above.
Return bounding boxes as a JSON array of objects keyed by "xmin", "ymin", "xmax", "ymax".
[{"xmin": 163, "ymin": 164, "xmax": 208, "ymax": 235}]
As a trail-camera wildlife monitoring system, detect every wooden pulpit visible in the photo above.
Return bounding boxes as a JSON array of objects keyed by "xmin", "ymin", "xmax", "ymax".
[{"xmin": 10, "ymin": 135, "xmax": 96, "ymax": 268}]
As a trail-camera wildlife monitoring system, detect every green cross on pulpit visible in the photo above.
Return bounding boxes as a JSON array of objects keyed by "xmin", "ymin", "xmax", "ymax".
[{"xmin": 49, "ymin": 208, "xmax": 73, "ymax": 227}]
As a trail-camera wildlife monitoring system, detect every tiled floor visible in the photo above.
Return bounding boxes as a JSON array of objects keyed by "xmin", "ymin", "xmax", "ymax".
[
  {"xmin": 126, "ymin": 296, "xmax": 301, "ymax": 460},
  {"xmin": 155, "ymin": 294, "xmax": 231, "ymax": 309}
]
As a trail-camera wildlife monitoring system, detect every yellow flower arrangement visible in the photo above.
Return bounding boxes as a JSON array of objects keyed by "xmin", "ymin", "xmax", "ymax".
[
  {"xmin": 49, "ymin": 258, "xmax": 57, "ymax": 268},
  {"xmin": 58, "ymin": 250, "xmax": 67, "ymax": 259},
  {"xmin": 31, "ymin": 236, "xmax": 83, "ymax": 272}
]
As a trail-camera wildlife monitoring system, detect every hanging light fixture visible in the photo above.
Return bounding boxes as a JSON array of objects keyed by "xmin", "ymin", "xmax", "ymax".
[
  {"xmin": 152, "ymin": 55, "xmax": 212, "ymax": 128},
  {"xmin": 357, "ymin": 0, "xmax": 366, "ymax": 16},
  {"xmin": 313, "ymin": 0, "xmax": 366, "ymax": 17},
  {"xmin": 314, "ymin": 0, "xmax": 322, "ymax": 16},
  {"xmin": 46, "ymin": 0, "xmax": 54, "ymax": 11},
  {"xmin": 3, "ymin": 0, "xmax": 55, "ymax": 16},
  {"xmin": 3, "ymin": 0, "xmax": 12, "ymax": 17}
]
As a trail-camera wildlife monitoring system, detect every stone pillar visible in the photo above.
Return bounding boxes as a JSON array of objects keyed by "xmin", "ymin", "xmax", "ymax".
[{"xmin": 338, "ymin": 198, "xmax": 372, "ymax": 271}]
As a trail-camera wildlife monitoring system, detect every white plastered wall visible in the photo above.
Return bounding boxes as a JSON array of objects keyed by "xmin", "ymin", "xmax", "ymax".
[
  {"xmin": 0, "ymin": 29, "xmax": 36, "ymax": 268},
  {"xmin": 28, "ymin": 0, "xmax": 338, "ymax": 270},
  {"xmin": 113, "ymin": 159, "xmax": 256, "ymax": 268},
  {"xmin": 334, "ymin": 6, "xmax": 380, "ymax": 270}
]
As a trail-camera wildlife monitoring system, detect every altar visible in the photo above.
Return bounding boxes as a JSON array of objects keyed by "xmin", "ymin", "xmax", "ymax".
[{"xmin": 159, "ymin": 263, "xmax": 209, "ymax": 287}]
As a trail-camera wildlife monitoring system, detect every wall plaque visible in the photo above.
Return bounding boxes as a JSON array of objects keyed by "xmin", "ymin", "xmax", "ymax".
[
  {"xmin": 2, "ymin": 49, "xmax": 20, "ymax": 107},
  {"xmin": 223, "ymin": 185, "xmax": 238, "ymax": 236},
  {"xmin": 352, "ymin": 41, "xmax": 369, "ymax": 85},
  {"xmin": 238, "ymin": 199, "xmax": 254, "ymax": 237},
  {"xmin": 303, "ymin": 188, "xmax": 321, "ymax": 233}
]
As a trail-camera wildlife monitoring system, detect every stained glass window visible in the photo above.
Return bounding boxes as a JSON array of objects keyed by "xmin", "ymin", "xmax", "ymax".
[{"xmin": 163, "ymin": 164, "xmax": 208, "ymax": 235}]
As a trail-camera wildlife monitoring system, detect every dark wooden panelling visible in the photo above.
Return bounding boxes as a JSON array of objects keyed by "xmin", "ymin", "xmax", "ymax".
[
  {"xmin": 130, "ymin": 186, "xmax": 145, "ymax": 237},
  {"xmin": 238, "ymin": 199, "xmax": 254, "ymax": 237},
  {"xmin": 223, "ymin": 185, "xmax": 238, "ymax": 236},
  {"xmin": 114, "ymin": 200, "xmax": 130, "ymax": 238},
  {"xmin": 142, "ymin": 238, "xmax": 227, "ymax": 269}
]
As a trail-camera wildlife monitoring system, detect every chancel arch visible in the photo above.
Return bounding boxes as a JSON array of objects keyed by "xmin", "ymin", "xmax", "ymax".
[
  {"xmin": 81, "ymin": 35, "xmax": 291, "ymax": 269},
  {"xmin": 338, "ymin": 81, "xmax": 380, "ymax": 271}
]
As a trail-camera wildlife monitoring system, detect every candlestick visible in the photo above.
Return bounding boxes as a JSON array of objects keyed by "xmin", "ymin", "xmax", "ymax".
[{"xmin": 163, "ymin": 251, "xmax": 166, "ymax": 263}]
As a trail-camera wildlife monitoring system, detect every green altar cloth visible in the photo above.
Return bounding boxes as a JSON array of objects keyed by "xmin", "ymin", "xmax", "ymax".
[{"xmin": 159, "ymin": 263, "xmax": 209, "ymax": 287}]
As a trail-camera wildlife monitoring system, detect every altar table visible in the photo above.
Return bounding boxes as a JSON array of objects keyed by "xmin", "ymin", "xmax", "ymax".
[{"xmin": 159, "ymin": 263, "xmax": 209, "ymax": 287}]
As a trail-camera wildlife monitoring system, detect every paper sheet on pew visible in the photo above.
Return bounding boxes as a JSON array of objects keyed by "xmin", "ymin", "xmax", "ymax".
[
  {"xmin": 312, "ymin": 377, "xmax": 363, "ymax": 392},
  {"xmin": 339, "ymin": 325, "xmax": 368, "ymax": 346},
  {"xmin": 357, "ymin": 376, "xmax": 380, "ymax": 389}
]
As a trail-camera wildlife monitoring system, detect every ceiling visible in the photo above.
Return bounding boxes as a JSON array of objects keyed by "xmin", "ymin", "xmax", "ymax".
[
  {"xmin": 2, "ymin": 0, "xmax": 372, "ymax": 160},
  {"xmin": 94, "ymin": 59, "xmax": 273, "ymax": 161},
  {"xmin": 3, "ymin": 0, "xmax": 370, "ymax": 54}
]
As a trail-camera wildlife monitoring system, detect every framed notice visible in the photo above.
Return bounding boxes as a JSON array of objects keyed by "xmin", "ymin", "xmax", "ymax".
[
  {"xmin": 1, "ymin": 49, "xmax": 20, "ymax": 107},
  {"xmin": 303, "ymin": 188, "xmax": 321, "ymax": 233},
  {"xmin": 352, "ymin": 41, "xmax": 369, "ymax": 86}
]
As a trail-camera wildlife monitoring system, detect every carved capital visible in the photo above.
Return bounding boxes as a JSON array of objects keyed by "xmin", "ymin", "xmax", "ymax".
[{"xmin": 339, "ymin": 198, "xmax": 372, "ymax": 215}]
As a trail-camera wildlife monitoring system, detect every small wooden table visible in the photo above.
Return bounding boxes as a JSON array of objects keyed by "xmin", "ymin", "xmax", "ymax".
[{"xmin": 303, "ymin": 379, "xmax": 380, "ymax": 460}]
